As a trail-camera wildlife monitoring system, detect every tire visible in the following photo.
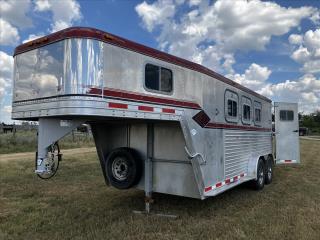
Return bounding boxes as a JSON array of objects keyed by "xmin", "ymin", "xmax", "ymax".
[
  {"xmin": 105, "ymin": 147, "xmax": 142, "ymax": 189},
  {"xmin": 265, "ymin": 155, "xmax": 274, "ymax": 185},
  {"xmin": 251, "ymin": 158, "xmax": 265, "ymax": 190}
]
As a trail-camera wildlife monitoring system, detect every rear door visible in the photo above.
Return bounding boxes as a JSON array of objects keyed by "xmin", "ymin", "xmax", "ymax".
[{"xmin": 274, "ymin": 102, "xmax": 300, "ymax": 164}]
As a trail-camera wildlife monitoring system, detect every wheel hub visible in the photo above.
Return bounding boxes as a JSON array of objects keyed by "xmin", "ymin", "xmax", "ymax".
[{"xmin": 112, "ymin": 157, "xmax": 129, "ymax": 181}]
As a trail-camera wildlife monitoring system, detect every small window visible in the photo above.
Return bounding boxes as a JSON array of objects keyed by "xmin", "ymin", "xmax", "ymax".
[
  {"xmin": 255, "ymin": 108, "xmax": 261, "ymax": 122},
  {"xmin": 145, "ymin": 64, "xmax": 173, "ymax": 93},
  {"xmin": 254, "ymin": 101, "xmax": 262, "ymax": 124},
  {"xmin": 228, "ymin": 99, "xmax": 237, "ymax": 117},
  {"xmin": 280, "ymin": 110, "xmax": 294, "ymax": 121},
  {"xmin": 243, "ymin": 105, "xmax": 251, "ymax": 120}
]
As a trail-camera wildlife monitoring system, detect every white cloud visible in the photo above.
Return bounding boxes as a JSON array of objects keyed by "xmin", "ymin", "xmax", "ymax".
[
  {"xmin": 136, "ymin": 0, "xmax": 316, "ymax": 73},
  {"xmin": 289, "ymin": 29, "xmax": 320, "ymax": 73},
  {"xmin": 135, "ymin": 0, "xmax": 176, "ymax": 32},
  {"xmin": 34, "ymin": 0, "xmax": 51, "ymax": 11},
  {"xmin": 259, "ymin": 74, "xmax": 320, "ymax": 113},
  {"xmin": 0, "ymin": 0, "xmax": 32, "ymax": 28},
  {"xmin": 0, "ymin": 51, "xmax": 13, "ymax": 103},
  {"xmin": 288, "ymin": 34, "xmax": 303, "ymax": 45},
  {"xmin": 228, "ymin": 63, "xmax": 272, "ymax": 91},
  {"xmin": 34, "ymin": 0, "xmax": 82, "ymax": 32},
  {"xmin": 0, "ymin": 19, "xmax": 19, "ymax": 45}
]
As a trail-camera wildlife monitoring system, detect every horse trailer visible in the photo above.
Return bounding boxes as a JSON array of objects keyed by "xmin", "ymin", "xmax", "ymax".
[{"xmin": 11, "ymin": 27, "xmax": 300, "ymax": 210}]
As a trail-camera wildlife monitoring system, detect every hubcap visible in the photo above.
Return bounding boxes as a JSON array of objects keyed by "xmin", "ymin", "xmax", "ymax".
[
  {"xmin": 112, "ymin": 157, "xmax": 129, "ymax": 181},
  {"xmin": 258, "ymin": 166, "xmax": 264, "ymax": 185},
  {"xmin": 267, "ymin": 166, "xmax": 272, "ymax": 179}
]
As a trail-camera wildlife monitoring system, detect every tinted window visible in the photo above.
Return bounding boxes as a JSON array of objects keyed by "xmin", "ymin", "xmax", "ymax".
[
  {"xmin": 243, "ymin": 104, "xmax": 251, "ymax": 120},
  {"xmin": 280, "ymin": 110, "xmax": 294, "ymax": 121},
  {"xmin": 145, "ymin": 64, "xmax": 159, "ymax": 90},
  {"xmin": 228, "ymin": 99, "xmax": 237, "ymax": 117},
  {"xmin": 255, "ymin": 108, "xmax": 261, "ymax": 122},
  {"xmin": 145, "ymin": 64, "xmax": 172, "ymax": 93},
  {"xmin": 160, "ymin": 68, "xmax": 173, "ymax": 92}
]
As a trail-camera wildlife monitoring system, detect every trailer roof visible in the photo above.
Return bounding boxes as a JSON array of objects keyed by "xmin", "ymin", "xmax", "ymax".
[{"xmin": 14, "ymin": 27, "xmax": 272, "ymax": 103}]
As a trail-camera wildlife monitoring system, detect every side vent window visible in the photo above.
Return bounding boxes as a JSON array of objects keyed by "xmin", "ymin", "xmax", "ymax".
[
  {"xmin": 225, "ymin": 90, "xmax": 239, "ymax": 123},
  {"xmin": 241, "ymin": 96, "xmax": 252, "ymax": 125},
  {"xmin": 280, "ymin": 110, "xmax": 294, "ymax": 121},
  {"xmin": 145, "ymin": 63, "xmax": 173, "ymax": 93},
  {"xmin": 254, "ymin": 101, "xmax": 262, "ymax": 125}
]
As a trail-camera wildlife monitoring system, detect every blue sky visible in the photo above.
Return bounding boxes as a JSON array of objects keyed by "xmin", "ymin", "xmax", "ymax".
[{"xmin": 0, "ymin": 0, "xmax": 319, "ymax": 123}]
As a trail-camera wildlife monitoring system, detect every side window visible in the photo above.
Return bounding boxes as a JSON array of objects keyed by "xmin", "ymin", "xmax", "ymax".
[
  {"xmin": 254, "ymin": 101, "xmax": 262, "ymax": 125},
  {"xmin": 145, "ymin": 63, "xmax": 173, "ymax": 93},
  {"xmin": 225, "ymin": 90, "xmax": 239, "ymax": 122},
  {"xmin": 280, "ymin": 110, "xmax": 294, "ymax": 121},
  {"xmin": 241, "ymin": 96, "xmax": 252, "ymax": 125},
  {"xmin": 228, "ymin": 99, "xmax": 237, "ymax": 117}
]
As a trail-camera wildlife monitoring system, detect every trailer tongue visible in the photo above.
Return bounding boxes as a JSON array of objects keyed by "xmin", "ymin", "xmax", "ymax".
[{"xmin": 12, "ymin": 27, "xmax": 300, "ymax": 212}]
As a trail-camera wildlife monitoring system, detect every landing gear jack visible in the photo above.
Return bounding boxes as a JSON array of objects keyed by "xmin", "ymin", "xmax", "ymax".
[{"xmin": 133, "ymin": 124, "xmax": 177, "ymax": 218}]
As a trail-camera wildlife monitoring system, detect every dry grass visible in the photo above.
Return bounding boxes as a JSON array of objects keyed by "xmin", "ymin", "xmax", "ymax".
[
  {"xmin": 0, "ymin": 139, "xmax": 319, "ymax": 240},
  {"xmin": 0, "ymin": 130, "xmax": 94, "ymax": 154}
]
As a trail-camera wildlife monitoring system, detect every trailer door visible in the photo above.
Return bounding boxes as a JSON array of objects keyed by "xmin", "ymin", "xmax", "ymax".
[{"xmin": 274, "ymin": 102, "xmax": 300, "ymax": 164}]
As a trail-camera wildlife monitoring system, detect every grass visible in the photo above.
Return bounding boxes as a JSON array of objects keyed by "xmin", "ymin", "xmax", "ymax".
[
  {"xmin": 0, "ymin": 130, "xmax": 94, "ymax": 154},
  {"xmin": 0, "ymin": 139, "xmax": 319, "ymax": 240}
]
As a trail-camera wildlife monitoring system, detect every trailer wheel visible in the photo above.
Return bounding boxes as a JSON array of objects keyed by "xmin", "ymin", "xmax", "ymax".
[
  {"xmin": 105, "ymin": 147, "xmax": 142, "ymax": 189},
  {"xmin": 251, "ymin": 158, "xmax": 265, "ymax": 190},
  {"xmin": 265, "ymin": 155, "xmax": 274, "ymax": 185}
]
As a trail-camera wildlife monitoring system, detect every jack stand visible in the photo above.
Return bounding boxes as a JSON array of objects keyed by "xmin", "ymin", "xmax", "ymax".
[{"xmin": 132, "ymin": 123, "xmax": 177, "ymax": 218}]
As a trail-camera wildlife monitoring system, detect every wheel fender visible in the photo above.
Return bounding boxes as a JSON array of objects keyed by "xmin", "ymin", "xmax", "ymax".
[{"xmin": 247, "ymin": 154, "xmax": 262, "ymax": 180}]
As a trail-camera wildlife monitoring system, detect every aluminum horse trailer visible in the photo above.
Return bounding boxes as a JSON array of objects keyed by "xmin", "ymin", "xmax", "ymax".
[{"xmin": 11, "ymin": 27, "xmax": 300, "ymax": 211}]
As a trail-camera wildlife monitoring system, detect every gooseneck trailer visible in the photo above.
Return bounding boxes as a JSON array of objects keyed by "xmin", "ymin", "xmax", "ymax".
[{"xmin": 12, "ymin": 27, "xmax": 300, "ymax": 209}]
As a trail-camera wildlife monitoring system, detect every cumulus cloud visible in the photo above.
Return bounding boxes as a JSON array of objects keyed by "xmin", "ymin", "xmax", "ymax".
[
  {"xmin": 259, "ymin": 74, "xmax": 320, "ymax": 113},
  {"xmin": 34, "ymin": 0, "xmax": 82, "ymax": 32},
  {"xmin": 0, "ymin": 0, "xmax": 33, "ymax": 45},
  {"xmin": 228, "ymin": 63, "xmax": 272, "ymax": 91},
  {"xmin": 289, "ymin": 29, "xmax": 320, "ymax": 73},
  {"xmin": 0, "ymin": 51, "xmax": 13, "ymax": 103},
  {"xmin": 0, "ymin": 0, "xmax": 32, "ymax": 28},
  {"xmin": 136, "ymin": 0, "xmax": 316, "ymax": 72},
  {"xmin": 135, "ymin": 0, "xmax": 176, "ymax": 32},
  {"xmin": 0, "ymin": 19, "xmax": 19, "ymax": 45}
]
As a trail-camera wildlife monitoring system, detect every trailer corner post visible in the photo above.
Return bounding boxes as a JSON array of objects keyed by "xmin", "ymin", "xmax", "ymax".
[
  {"xmin": 36, "ymin": 118, "xmax": 84, "ymax": 174},
  {"xmin": 145, "ymin": 123, "xmax": 154, "ymax": 213}
]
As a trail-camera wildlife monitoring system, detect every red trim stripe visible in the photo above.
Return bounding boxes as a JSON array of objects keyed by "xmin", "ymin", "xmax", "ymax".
[
  {"xmin": 14, "ymin": 27, "xmax": 271, "ymax": 103},
  {"xmin": 88, "ymin": 88, "xmax": 201, "ymax": 109},
  {"xmin": 138, "ymin": 106, "xmax": 154, "ymax": 112},
  {"xmin": 216, "ymin": 182, "xmax": 222, "ymax": 188},
  {"xmin": 204, "ymin": 186, "xmax": 212, "ymax": 192},
  {"xmin": 108, "ymin": 102, "xmax": 128, "ymax": 109},
  {"xmin": 162, "ymin": 108, "xmax": 175, "ymax": 114},
  {"xmin": 233, "ymin": 176, "xmax": 238, "ymax": 181},
  {"xmin": 225, "ymin": 179, "xmax": 231, "ymax": 184},
  {"xmin": 284, "ymin": 160, "xmax": 292, "ymax": 163},
  {"xmin": 240, "ymin": 173, "xmax": 245, "ymax": 177}
]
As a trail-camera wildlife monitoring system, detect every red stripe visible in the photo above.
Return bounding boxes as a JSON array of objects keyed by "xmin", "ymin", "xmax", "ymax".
[
  {"xmin": 284, "ymin": 160, "xmax": 292, "ymax": 163},
  {"xmin": 233, "ymin": 176, "xmax": 238, "ymax": 181},
  {"xmin": 108, "ymin": 102, "xmax": 128, "ymax": 109},
  {"xmin": 225, "ymin": 179, "xmax": 231, "ymax": 184},
  {"xmin": 206, "ymin": 122, "xmax": 271, "ymax": 132},
  {"xmin": 138, "ymin": 106, "xmax": 153, "ymax": 112},
  {"xmin": 204, "ymin": 186, "xmax": 212, "ymax": 192},
  {"xmin": 162, "ymin": 108, "xmax": 175, "ymax": 114},
  {"xmin": 14, "ymin": 27, "xmax": 271, "ymax": 103},
  {"xmin": 88, "ymin": 88, "xmax": 200, "ymax": 109},
  {"xmin": 240, "ymin": 173, "xmax": 245, "ymax": 177},
  {"xmin": 216, "ymin": 182, "xmax": 222, "ymax": 188}
]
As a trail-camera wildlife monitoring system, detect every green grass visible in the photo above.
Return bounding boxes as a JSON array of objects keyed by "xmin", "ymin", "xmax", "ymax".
[
  {"xmin": 0, "ymin": 130, "xmax": 94, "ymax": 154},
  {"xmin": 0, "ymin": 139, "xmax": 319, "ymax": 240}
]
